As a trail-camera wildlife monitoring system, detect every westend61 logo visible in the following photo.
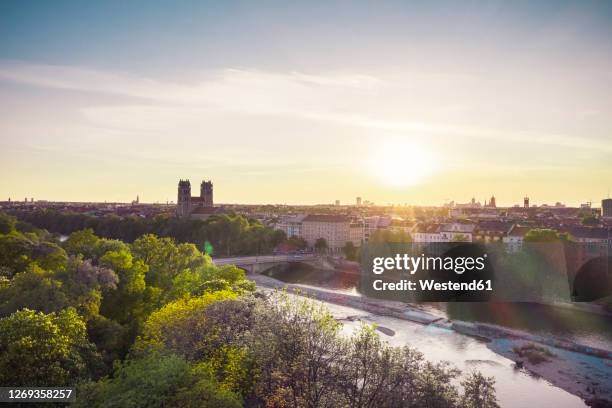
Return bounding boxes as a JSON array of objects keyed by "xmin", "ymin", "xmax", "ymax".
[{"xmin": 370, "ymin": 253, "xmax": 492, "ymax": 293}]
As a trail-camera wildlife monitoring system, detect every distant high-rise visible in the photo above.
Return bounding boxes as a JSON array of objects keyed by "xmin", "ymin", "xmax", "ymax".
[
  {"xmin": 489, "ymin": 195, "xmax": 496, "ymax": 208},
  {"xmin": 524, "ymin": 197, "xmax": 529, "ymax": 209},
  {"xmin": 335, "ymin": 200, "xmax": 340, "ymax": 206},
  {"xmin": 602, "ymin": 198, "xmax": 612, "ymax": 218},
  {"xmin": 356, "ymin": 197, "xmax": 362, "ymax": 206}
]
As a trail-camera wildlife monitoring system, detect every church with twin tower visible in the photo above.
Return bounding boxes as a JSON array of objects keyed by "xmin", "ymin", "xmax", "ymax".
[{"xmin": 176, "ymin": 179, "xmax": 214, "ymax": 218}]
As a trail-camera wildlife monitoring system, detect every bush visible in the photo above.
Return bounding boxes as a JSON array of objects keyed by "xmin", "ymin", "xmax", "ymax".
[{"xmin": 513, "ymin": 343, "xmax": 555, "ymax": 364}]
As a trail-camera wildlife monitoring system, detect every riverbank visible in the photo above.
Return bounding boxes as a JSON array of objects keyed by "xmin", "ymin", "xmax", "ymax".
[
  {"xmin": 251, "ymin": 273, "xmax": 612, "ymax": 406},
  {"xmin": 489, "ymin": 338, "xmax": 612, "ymax": 406}
]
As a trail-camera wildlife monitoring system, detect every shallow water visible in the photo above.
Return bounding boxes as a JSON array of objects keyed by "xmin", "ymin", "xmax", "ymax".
[
  {"xmin": 324, "ymin": 299, "xmax": 588, "ymax": 407},
  {"xmin": 267, "ymin": 265, "xmax": 612, "ymax": 351}
]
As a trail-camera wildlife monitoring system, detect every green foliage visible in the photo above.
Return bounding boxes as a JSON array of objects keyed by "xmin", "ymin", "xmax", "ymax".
[
  {"xmin": 461, "ymin": 372, "xmax": 499, "ymax": 408},
  {"xmin": 0, "ymin": 211, "xmax": 498, "ymax": 406},
  {"xmin": 0, "ymin": 264, "xmax": 70, "ymax": 316},
  {"xmin": 76, "ymin": 353, "xmax": 242, "ymax": 408},
  {"xmin": 0, "ymin": 232, "xmax": 67, "ymax": 277},
  {"xmin": 0, "ymin": 308, "xmax": 101, "ymax": 386},
  {"xmin": 131, "ymin": 234, "xmax": 206, "ymax": 290},
  {"xmin": 343, "ymin": 241, "xmax": 358, "ymax": 261},
  {"xmin": 315, "ymin": 237, "xmax": 328, "ymax": 253},
  {"xmin": 13, "ymin": 209, "xmax": 288, "ymax": 257},
  {"xmin": 135, "ymin": 290, "xmax": 238, "ymax": 353},
  {"xmin": 170, "ymin": 263, "xmax": 246, "ymax": 299},
  {"xmin": 524, "ymin": 228, "xmax": 563, "ymax": 242},
  {"xmin": 370, "ymin": 229, "xmax": 412, "ymax": 243},
  {"xmin": 0, "ymin": 213, "xmax": 17, "ymax": 234},
  {"xmin": 285, "ymin": 235, "xmax": 308, "ymax": 250},
  {"xmin": 581, "ymin": 213, "xmax": 599, "ymax": 226},
  {"xmin": 64, "ymin": 229, "xmax": 102, "ymax": 259}
]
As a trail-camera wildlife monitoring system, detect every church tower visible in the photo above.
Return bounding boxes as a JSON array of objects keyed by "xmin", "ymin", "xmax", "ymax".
[
  {"xmin": 200, "ymin": 180, "xmax": 213, "ymax": 207},
  {"xmin": 177, "ymin": 179, "xmax": 192, "ymax": 217}
]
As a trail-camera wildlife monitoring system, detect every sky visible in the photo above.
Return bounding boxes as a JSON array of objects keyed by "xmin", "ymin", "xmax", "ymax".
[{"xmin": 1, "ymin": 1, "xmax": 611, "ymax": 206}]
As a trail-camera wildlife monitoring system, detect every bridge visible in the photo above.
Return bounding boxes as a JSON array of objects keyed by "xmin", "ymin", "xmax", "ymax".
[{"xmin": 213, "ymin": 253, "xmax": 321, "ymax": 274}]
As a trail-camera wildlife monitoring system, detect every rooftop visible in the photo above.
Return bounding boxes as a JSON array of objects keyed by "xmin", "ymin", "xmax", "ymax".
[{"xmin": 303, "ymin": 214, "xmax": 350, "ymax": 223}]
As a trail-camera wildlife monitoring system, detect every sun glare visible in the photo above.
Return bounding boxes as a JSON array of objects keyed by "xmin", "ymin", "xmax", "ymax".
[{"xmin": 369, "ymin": 139, "xmax": 436, "ymax": 188}]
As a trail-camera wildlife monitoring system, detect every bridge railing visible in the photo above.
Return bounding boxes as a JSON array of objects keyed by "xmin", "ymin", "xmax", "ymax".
[{"xmin": 213, "ymin": 253, "xmax": 316, "ymax": 266}]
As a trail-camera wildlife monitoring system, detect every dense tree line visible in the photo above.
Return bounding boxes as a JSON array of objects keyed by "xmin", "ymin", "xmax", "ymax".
[
  {"xmin": 9, "ymin": 209, "xmax": 287, "ymax": 256},
  {"xmin": 0, "ymin": 212, "xmax": 498, "ymax": 407}
]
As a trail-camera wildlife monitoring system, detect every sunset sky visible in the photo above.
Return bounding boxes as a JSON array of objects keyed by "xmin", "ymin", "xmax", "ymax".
[{"xmin": 1, "ymin": 1, "xmax": 611, "ymax": 206}]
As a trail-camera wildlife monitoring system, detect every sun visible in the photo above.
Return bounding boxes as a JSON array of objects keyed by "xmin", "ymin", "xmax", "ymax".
[{"xmin": 369, "ymin": 139, "xmax": 436, "ymax": 188}]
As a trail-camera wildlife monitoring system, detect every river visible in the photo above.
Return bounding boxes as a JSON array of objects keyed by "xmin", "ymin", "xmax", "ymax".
[
  {"xmin": 264, "ymin": 265, "xmax": 612, "ymax": 407},
  {"xmin": 266, "ymin": 264, "xmax": 612, "ymax": 351}
]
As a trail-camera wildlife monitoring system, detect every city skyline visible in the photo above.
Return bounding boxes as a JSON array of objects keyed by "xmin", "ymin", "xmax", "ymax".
[
  {"xmin": 2, "ymin": 185, "xmax": 609, "ymax": 210},
  {"xmin": 1, "ymin": 1, "xmax": 612, "ymax": 206}
]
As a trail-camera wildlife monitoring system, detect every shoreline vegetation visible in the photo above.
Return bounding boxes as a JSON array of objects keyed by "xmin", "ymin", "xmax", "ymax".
[
  {"xmin": 2, "ymin": 209, "xmax": 611, "ymax": 406},
  {"xmin": 250, "ymin": 274, "xmax": 612, "ymax": 406},
  {"xmin": 0, "ymin": 213, "xmax": 501, "ymax": 407}
]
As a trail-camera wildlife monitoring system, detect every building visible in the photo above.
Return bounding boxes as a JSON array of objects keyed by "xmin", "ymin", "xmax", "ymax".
[
  {"xmin": 488, "ymin": 195, "xmax": 496, "ymax": 208},
  {"xmin": 411, "ymin": 223, "xmax": 443, "ymax": 243},
  {"xmin": 603, "ymin": 199, "xmax": 612, "ymax": 218},
  {"xmin": 301, "ymin": 214, "xmax": 351, "ymax": 253},
  {"xmin": 176, "ymin": 179, "xmax": 215, "ymax": 218},
  {"xmin": 200, "ymin": 181, "xmax": 213, "ymax": 207},
  {"xmin": 502, "ymin": 225, "xmax": 531, "ymax": 252},
  {"xmin": 473, "ymin": 221, "xmax": 513, "ymax": 243},
  {"xmin": 276, "ymin": 214, "xmax": 306, "ymax": 238},
  {"xmin": 524, "ymin": 197, "xmax": 530, "ymax": 209},
  {"xmin": 565, "ymin": 226, "xmax": 611, "ymax": 273},
  {"xmin": 363, "ymin": 216, "xmax": 391, "ymax": 242},
  {"xmin": 439, "ymin": 223, "xmax": 475, "ymax": 242},
  {"xmin": 356, "ymin": 197, "xmax": 362, "ymax": 206},
  {"xmin": 349, "ymin": 221, "xmax": 365, "ymax": 246}
]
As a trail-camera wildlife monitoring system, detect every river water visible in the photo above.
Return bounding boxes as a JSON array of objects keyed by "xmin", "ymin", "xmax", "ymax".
[
  {"xmin": 267, "ymin": 265, "xmax": 612, "ymax": 351},
  {"xmin": 265, "ymin": 265, "xmax": 612, "ymax": 407}
]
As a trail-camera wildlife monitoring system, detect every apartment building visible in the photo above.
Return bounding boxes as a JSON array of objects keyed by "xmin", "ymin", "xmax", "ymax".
[{"xmin": 301, "ymin": 214, "xmax": 351, "ymax": 252}]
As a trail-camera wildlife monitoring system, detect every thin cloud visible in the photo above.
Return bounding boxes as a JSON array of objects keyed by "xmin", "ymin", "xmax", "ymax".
[{"xmin": 1, "ymin": 60, "xmax": 611, "ymax": 155}]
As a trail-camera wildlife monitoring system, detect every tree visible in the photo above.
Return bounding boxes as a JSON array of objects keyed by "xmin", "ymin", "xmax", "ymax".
[
  {"xmin": 461, "ymin": 372, "xmax": 499, "ymax": 408},
  {"xmin": 286, "ymin": 236, "xmax": 308, "ymax": 250},
  {"xmin": 0, "ymin": 213, "xmax": 17, "ymax": 234},
  {"xmin": 581, "ymin": 214, "xmax": 599, "ymax": 226},
  {"xmin": 314, "ymin": 238, "xmax": 328, "ymax": 254},
  {"xmin": 343, "ymin": 241, "xmax": 358, "ymax": 261},
  {"xmin": 131, "ymin": 234, "xmax": 206, "ymax": 290},
  {"xmin": 99, "ymin": 250, "xmax": 148, "ymax": 325},
  {"xmin": 452, "ymin": 233, "xmax": 469, "ymax": 242},
  {"xmin": 76, "ymin": 353, "xmax": 242, "ymax": 408},
  {"xmin": 524, "ymin": 229, "xmax": 562, "ymax": 242},
  {"xmin": 0, "ymin": 233, "xmax": 38, "ymax": 277},
  {"xmin": 370, "ymin": 229, "xmax": 412, "ymax": 243},
  {"xmin": 0, "ymin": 264, "xmax": 70, "ymax": 317},
  {"xmin": 64, "ymin": 229, "xmax": 101, "ymax": 259},
  {"xmin": 58, "ymin": 256, "xmax": 119, "ymax": 320},
  {"xmin": 135, "ymin": 290, "xmax": 238, "ymax": 354},
  {"xmin": 0, "ymin": 308, "xmax": 100, "ymax": 386}
]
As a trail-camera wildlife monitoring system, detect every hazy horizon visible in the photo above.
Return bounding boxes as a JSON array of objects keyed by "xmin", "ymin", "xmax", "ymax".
[{"xmin": 1, "ymin": 1, "xmax": 612, "ymax": 206}]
